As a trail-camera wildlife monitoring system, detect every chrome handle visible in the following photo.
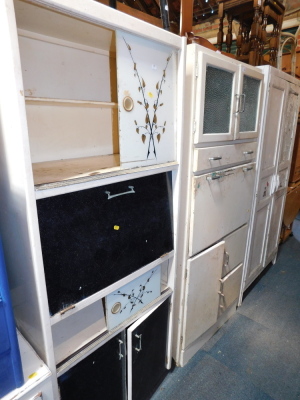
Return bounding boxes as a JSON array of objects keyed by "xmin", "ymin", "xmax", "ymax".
[
  {"xmin": 135, "ymin": 334, "xmax": 142, "ymax": 352},
  {"xmin": 209, "ymin": 156, "xmax": 222, "ymax": 161},
  {"xmin": 243, "ymin": 166, "xmax": 253, "ymax": 172},
  {"xmin": 243, "ymin": 151, "xmax": 254, "ymax": 155},
  {"xmin": 239, "ymin": 93, "xmax": 246, "ymax": 113},
  {"xmin": 105, "ymin": 186, "xmax": 135, "ymax": 199},
  {"xmin": 206, "ymin": 174, "xmax": 222, "ymax": 181},
  {"xmin": 224, "ymin": 251, "xmax": 229, "ymax": 268},
  {"xmin": 118, "ymin": 339, "xmax": 124, "ymax": 360}
]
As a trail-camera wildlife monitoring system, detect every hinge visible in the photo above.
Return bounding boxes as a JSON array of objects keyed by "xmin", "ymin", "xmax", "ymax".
[
  {"xmin": 195, "ymin": 61, "xmax": 198, "ymax": 78},
  {"xmin": 193, "ymin": 120, "xmax": 196, "ymax": 134},
  {"xmin": 180, "ymin": 335, "xmax": 183, "ymax": 344}
]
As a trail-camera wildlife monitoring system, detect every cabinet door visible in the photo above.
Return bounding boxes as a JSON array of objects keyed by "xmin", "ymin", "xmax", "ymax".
[
  {"xmin": 235, "ymin": 65, "xmax": 263, "ymax": 140},
  {"xmin": 127, "ymin": 298, "xmax": 169, "ymax": 400},
  {"xmin": 182, "ymin": 241, "xmax": 225, "ymax": 349},
  {"xmin": 37, "ymin": 172, "xmax": 173, "ymax": 316},
  {"xmin": 58, "ymin": 332, "xmax": 126, "ymax": 400},
  {"xmin": 189, "ymin": 163, "xmax": 255, "ymax": 256},
  {"xmin": 278, "ymin": 87, "xmax": 300, "ymax": 171},
  {"xmin": 117, "ymin": 31, "xmax": 176, "ymax": 168},
  {"xmin": 194, "ymin": 51, "xmax": 239, "ymax": 143}
]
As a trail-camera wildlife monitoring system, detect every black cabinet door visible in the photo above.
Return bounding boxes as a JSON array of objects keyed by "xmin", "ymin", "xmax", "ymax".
[
  {"xmin": 128, "ymin": 298, "xmax": 170, "ymax": 400},
  {"xmin": 58, "ymin": 332, "xmax": 126, "ymax": 400},
  {"xmin": 37, "ymin": 172, "xmax": 173, "ymax": 315}
]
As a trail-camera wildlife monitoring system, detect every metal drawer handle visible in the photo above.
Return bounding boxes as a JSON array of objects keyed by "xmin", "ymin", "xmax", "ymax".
[
  {"xmin": 243, "ymin": 166, "xmax": 253, "ymax": 172},
  {"xmin": 105, "ymin": 186, "xmax": 135, "ymax": 199},
  {"xmin": 243, "ymin": 151, "xmax": 254, "ymax": 155},
  {"xmin": 209, "ymin": 156, "xmax": 222, "ymax": 161},
  {"xmin": 206, "ymin": 174, "xmax": 222, "ymax": 181},
  {"xmin": 118, "ymin": 339, "xmax": 124, "ymax": 360},
  {"xmin": 135, "ymin": 334, "xmax": 142, "ymax": 352},
  {"xmin": 239, "ymin": 93, "xmax": 246, "ymax": 113}
]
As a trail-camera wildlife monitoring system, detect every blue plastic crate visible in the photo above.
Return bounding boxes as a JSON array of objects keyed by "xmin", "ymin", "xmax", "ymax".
[{"xmin": 0, "ymin": 236, "xmax": 24, "ymax": 397}]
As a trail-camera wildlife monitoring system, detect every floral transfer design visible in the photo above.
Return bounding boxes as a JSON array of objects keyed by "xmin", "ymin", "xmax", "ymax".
[
  {"xmin": 113, "ymin": 269, "xmax": 155, "ymax": 313},
  {"xmin": 123, "ymin": 37, "xmax": 172, "ymax": 158}
]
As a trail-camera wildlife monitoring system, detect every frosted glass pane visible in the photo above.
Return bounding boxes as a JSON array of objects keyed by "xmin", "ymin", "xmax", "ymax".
[
  {"xmin": 239, "ymin": 76, "xmax": 260, "ymax": 132},
  {"xmin": 203, "ymin": 66, "xmax": 233, "ymax": 134}
]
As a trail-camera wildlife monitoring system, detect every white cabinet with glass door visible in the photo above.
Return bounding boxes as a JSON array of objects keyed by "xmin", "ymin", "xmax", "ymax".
[{"xmin": 173, "ymin": 44, "xmax": 263, "ymax": 367}]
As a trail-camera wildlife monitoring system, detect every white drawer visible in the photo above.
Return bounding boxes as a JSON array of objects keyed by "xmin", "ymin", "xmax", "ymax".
[
  {"xmin": 219, "ymin": 263, "xmax": 243, "ymax": 313},
  {"xmin": 193, "ymin": 142, "xmax": 257, "ymax": 173},
  {"xmin": 189, "ymin": 163, "xmax": 255, "ymax": 257},
  {"xmin": 222, "ymin": 225, "xmax": 248, "ymax": 277}
]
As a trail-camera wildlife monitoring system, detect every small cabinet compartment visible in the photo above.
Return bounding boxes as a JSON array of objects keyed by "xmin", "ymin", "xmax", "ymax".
[
  {"xmin": 189, "ymin": 163, "xmax": 255, "ymax": 256},
  {"xmin": 58, "ymin": 297, "xmax": 170, "ymax": 400},
  {"xmin": 222, "ymin": 224, "xmax": 248, "ymax": 277},
  {"xmin": 193, "ymin": 142, "xmax": 257, "ymax": 173},
  {"xmin": 36, "ymin": 173, "xmax": 173, "ymax": 316},
  {"xmin": 219, "ymin": 263, "xmax": 243, "ymax": 313},
  {"xmin": 15, "ymin": 0, "xmax": 177, "ymax": 187}
]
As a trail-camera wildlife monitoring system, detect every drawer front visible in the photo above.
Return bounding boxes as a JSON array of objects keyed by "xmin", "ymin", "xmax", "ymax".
[
  {"xmin": 193, "ymin": 142, "xmax": 257, "ymax": 173},
  {"xmin": 189, "ymin": 163, "xmax": 255, "ymax": 256},
  {"xmin": 222, "ymin": 224, "xmax": 248, "ymax": 277},
  {"xmin": 37, "ymin": 173, "xmax": 173, "ymax": 316},
  {"xmin": 219, "ymin": 263, "xmax": 243, "ymax": 313},
  {"xmin": 105, "ymin": 265, "xmax": 161, "ymax": 330}
]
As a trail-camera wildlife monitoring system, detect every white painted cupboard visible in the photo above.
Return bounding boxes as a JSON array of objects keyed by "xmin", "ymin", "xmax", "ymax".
[
  {"xmin": 173, "ymin": 43, "xmax": 263, "ymax": 366},
  {"xmin": 240, "ymin": 66, "xmax": 300, "ymax": 292},
  {"xmin": 0, "ymin": 0, "xmax": 185, "ymax": 398}
]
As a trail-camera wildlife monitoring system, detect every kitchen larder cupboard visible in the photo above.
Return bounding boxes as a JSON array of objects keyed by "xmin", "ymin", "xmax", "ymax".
[
  {"xmin": 240, "ymin": 67, "xmax": 300, "ymax": 292},
  {"xmin": 173, "ymin": 43, "xmax": 263, "ymax": 366},
  {"xmin": 0, "ymin": 0, "xmax": 185, "ymax": 398}
]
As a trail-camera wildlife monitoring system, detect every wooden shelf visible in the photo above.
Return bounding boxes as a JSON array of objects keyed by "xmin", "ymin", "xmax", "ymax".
[
  {"xmin": 32, "ymin": 154, "xmax": 120, "ymax": 186},
  {"xmin": 25, "ymin": 97, "xmax": 118, "ymax": 108}
]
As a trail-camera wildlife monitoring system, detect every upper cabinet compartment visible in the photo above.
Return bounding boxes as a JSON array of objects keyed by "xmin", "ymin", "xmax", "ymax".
[
  {"xmin": 190, "ymin": 46, "xmax": 263, "ymax": 144},
  {"xmin": 14, "ymin": 0, "xmax": 177, "ymax": 188}
]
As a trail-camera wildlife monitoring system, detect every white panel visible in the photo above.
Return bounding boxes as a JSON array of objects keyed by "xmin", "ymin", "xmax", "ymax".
[
  {"xmin": 222, "ymin": 225, "xmax": 248, "ymax": 277},
  {"xmin": 117, "ymin": 31, "xmax": 177, "ymax": 168},
  {"xmin": 193, "ymin": 142, "xmax": 257, "ymax": 173},
  {"xmin": 190, "ymin": 163, "xmax": 255, "ymax": 256},
  {"xmin": 220, "ymin": 263, "xmax": 243, "ymax": 311},
  {"xmin": 19, "ymin": 35, "xmax": 112, "ymax": 102},
  {"xmin": 246, "ymin": 203, "xmax": 270, "ymax": 287},
  {"xmin": 26, "ymin": 102, "xmax": 118, "ymax": 162},
  {"xmin": 105, "ymin": 266, "xmax": 161, "ymax": 330},
  {"xmin": 52, "ymin": 300, "xmax": 106, "ymax": 365},
  {"xmin": 260, "ymin": 81, "xmax": 286, "ymax": 176},
  {"xmin": 265, "ymin": 193, "xmax": 286, "ymax": 265},
  {"xmin": 182, "ymin": 241, "xmax": 224, "ymax": 349}
]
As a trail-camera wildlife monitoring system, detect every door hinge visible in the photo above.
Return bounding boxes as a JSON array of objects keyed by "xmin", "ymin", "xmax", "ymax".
[
  {"xmin": 193, "ymin": 120, "xmax": 196, "ymax": 134},
  {"xmin": 180, "ymin": 335, "xmax": 183, "ymax": 345},
  {"xmin": 195, "ymin": 61, "xmax": 199, "ymax": 78}
]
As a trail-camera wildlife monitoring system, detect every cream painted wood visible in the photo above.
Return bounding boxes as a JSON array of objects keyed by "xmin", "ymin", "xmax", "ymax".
[
  {"xmin": 52, "ymin": 300, "xmax": 107, "ymax": 365},
  {"xmin": 219, "ymin": 263, "xmax": 243, "ymax": 312},
  {"xmin": 234, "ymin": 65, "xmax": 263, "ymax": 140},
  {"xmin": 182, "ymin": 241, "xmax": 225, "ymax": 349},
  {"xmin": 193, "ymin": 142, "xmax": 257, "ymax": 173},
  {"xmin": 222, "ymin": 225, "xmax": 248, "ymax": 277},
  {"xmin": 189, "ymin": 163, "xmax": 255, "ymax": 256},
  {"xmin": 193, "ymin": 48, "xmax": 239, "ymax": 143},
  {"xmin": 117, "ymin": 31, "xmax": 177, "ymax": 169}
]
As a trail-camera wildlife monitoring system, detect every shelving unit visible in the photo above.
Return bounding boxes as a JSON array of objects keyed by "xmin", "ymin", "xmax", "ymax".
[{"xmin": 0, "ymin": 0, "xmax": 186, "ymax": 398}]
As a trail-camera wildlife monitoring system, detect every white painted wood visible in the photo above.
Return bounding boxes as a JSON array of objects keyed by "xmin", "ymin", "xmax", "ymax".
[
  {"xmin": 182, "ymin": 241, "xmax": 225, "ymax": 349},
  {"xmin": 52, "ymin": 300, "xmax": 107, "ymax": 365},
  {"xmin": 222, "ymin": 224, "xmax": 248, "ymax": 277},
  {"xmin": 234, "ymin": 65, "xmax": 263, "ymax": 140},
  {"xmin": 264, "ymin": 193, "xmax": 286, "ymax": 266},
  {"xmin": 117, "ymin": 31, "xmax": 177, "ymax": 168},
  {"xmin": 2, "ymin": 332, "xmax": 53, "ymax": 400},
  {"xmin": 220, "ymin": 263, "xmax": 243, "ymax": 312},
  {"xmin": 189, "ymin": 163, "xmax": 255, "ymax": 256},
  {"xmin": 193, "ymin": 142, "xmax": 257, "ymax": 173},
  {"xmin": 19, "ymin": 34, "xmax": 113, "ymax": 101},
  {"xmin": 193, "ymin": 47, "xmax": 239, "ymax": 143}
]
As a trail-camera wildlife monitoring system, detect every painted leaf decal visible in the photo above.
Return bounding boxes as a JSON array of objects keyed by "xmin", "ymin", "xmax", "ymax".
[
  {"xmin": 126, "ymin": 43, "xmax": 131, "ymax": 50},
  {"xmin": 145, "ymin": 115, "xmax": 150, "ymax": 123},
  {"xmin": 137, "ymin": 101, "xmax": 142, "ymax": 105},
  {"xmin": 164, "ymin": 121, "xmax": 167, "ymax": 126},
  {"xmin": 142, "ymin": 78, "xmax": 146, "ymax": 88},
  {"xmin": 167, "ymin": 56, "xmax": 171, "ymax": 61},
  {"xmin": 163, "ymin": 128, "xmax": 165, "ymax": 133},
  {"xmin": 160, "ymin": 103, "xmax": 164, "ymax": 107},
  {"xmin": 153, "ymin": 104, "xmax": 157, "ymax": 110},
  {"xmin": 136, "ymin": 128, "xmax": 139, "ymax": 133},
  {"xmin": 156, "ymin": 82, "xmax": 159, "ymax": 90},
  {"xmin": 134, "ymin": 63, "xmax": 137, "ymax": 70},
  {"xmin": 142, "ymin": 134, "xmax": 146, "ymax": 143},
  {"xmin": 145, "ymin": 103, "xmax": 149, "ymax": 109},
  {"xmin": 157, "ymin": 134, "xmax": 161, "ymax": 142},
  {"xmin": 153, "ymin": 114, "xmax": 157, "ymax": 124},
  {"xmin": 134, "ymin": 120, "xmax": 137, "ymax": 125}
]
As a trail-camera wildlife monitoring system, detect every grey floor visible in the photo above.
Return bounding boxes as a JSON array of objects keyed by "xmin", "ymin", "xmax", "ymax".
[{"xmin": 152, "ymin": 226, "xmax": 300, "ymax": 400}]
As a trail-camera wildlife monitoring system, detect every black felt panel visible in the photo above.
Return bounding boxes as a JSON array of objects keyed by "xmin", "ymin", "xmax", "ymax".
[{"xmin": 37, "ymin": 173, "xmax": 173, "ymax": 315}]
